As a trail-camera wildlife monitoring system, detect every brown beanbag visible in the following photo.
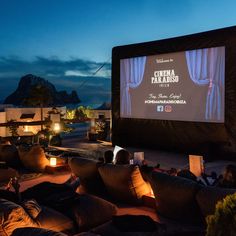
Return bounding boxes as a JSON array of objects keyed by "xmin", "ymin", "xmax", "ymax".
[
  {"xmin": 0, "ymin": 199, "xmax": 39, "ymax": 236},
  {"xmin": 35, "ymin": 206, "xmax": 75, "ymax": 233},
  {"xmin": 19, "ymin": 145, "xmax": 49, "ymax": 172},
  {"xmin": 69, "ymin": 157, "xmax": 107, "ymax": 196},
  {"xmin": 71, "ymin": 194, "xmax": 117, "ymax": 232},
  {"xmin": 149, "ymin": 171, "xmax": 203, "ymax": 224},
  {"xmin": 98, "ymin": 164, "xmax": 151, "ymax": 204},
  {"xmin": 21, "ymin": 199, "xmax": 42, "ymax": 219}
]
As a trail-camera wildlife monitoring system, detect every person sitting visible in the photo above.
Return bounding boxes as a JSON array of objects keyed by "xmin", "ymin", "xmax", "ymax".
[
  {"xmin": 3, "ymin": 175, "xmax": 81, "ymax": 213},
  {"xmin": 104, "ymin": 150, "xmax": 114, "ymax": 164},
  {"xmin": 114, "ymin": 149, "xmax": 131, "ymax": 165}
]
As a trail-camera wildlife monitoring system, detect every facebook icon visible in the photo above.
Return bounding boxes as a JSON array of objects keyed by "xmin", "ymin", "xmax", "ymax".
[{"xmin": 157, "ymin": 105, "xmax": 164, "ymax": 112}]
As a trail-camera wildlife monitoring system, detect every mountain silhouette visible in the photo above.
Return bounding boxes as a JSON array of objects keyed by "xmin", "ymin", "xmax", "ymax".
[{"xmin": 4, "ymin": 74, "xmax": 81, "ymax": 106}]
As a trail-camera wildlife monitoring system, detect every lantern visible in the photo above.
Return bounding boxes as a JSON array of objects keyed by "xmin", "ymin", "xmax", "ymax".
[{"xmin": 50, "ymin": 157, "xmax": 57, "ymax": 166}]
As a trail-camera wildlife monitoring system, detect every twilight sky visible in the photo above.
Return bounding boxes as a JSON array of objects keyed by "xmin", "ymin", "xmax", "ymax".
[{"xmin": 1, "ymin": 0, "xmax": 236, "ymax": 106}]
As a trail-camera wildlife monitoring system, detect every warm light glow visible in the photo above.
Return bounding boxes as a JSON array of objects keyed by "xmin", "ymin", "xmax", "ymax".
[
  {"xmin": 50, "ymin": 157, "xmax": 57, "ymax": 166},
  {"xmin": 53, "ymin": 123, "xmax": 60, "ymax": 132},
  {"xmin": 24, "ymin": 125, "xmax": 29, "ymax": 132},
  {"xmin": 150, "ymin": 188, "xmax": 154, "ymax": 197},
  {"xmin": 189, "ymin": 155, "xmax": 204, "ymax": 177},
  {"xmin": 90, "ymin": 118, "xmax": 96, "ymax": 133},
  {"xmin": 91, "ymin": 118, "xmax": 95, "ymax": 127},
  {"xmin": 24, "ymin": 120, "xmax": 31, "ymax": 132}
]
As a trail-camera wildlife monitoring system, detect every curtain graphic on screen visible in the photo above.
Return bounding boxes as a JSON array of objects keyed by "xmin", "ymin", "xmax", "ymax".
[
  {"xmin": 120, "ymin": 56, "xmax": 146, "ymax": 116},
  {"xmin": 185, "ymin": 47, "xmax": 225, "ymax": 121}
]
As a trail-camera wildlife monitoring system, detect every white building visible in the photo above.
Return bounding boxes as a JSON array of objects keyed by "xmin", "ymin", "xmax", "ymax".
[
  {"xmin": 0, "ymin": 106, "xmax": 66, "ymax": 137},
  {"xmin": 86, "ymin": 102, "xmax": 111, "ymax": 120}
]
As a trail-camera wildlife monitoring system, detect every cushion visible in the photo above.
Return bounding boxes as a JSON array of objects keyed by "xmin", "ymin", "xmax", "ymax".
[
  {"xmin": 196, "ymin": 186, "xmax": 236, "ymax": 217},
  {"xmin": 149, "ymin": 171, "xmax": 203, "ymax": 224},
  {"xmin": 35, "ymin": 206, "xmax": 75, "ymax": 233},
  {"xmin": 68, "ymin": 157, "xmax": 107, "ymax": 196},
  {"xmin": 22, "ymin": 199, "xmax": 42, "ymax": 219},
  {"xmin": 98, "ymin": 164, "xmax": 151, "ymax": 204},
  {"xmin": 0, "ymin": 198, "xmax": 39, "ymax": 236},
  {"xmin": 71, "ymin": 194, "xmax": 117, "ymax": 232},
  {"xmin": 11, "ymin": 227, "xmax": 67, "ymax": 236},
  {"xmin": 18, "ymin": 145, "xmax": 49, "ymax": 172},
  {"xmin": 0, "ymin": 144, "xmax": 21, "ymax": 168}
]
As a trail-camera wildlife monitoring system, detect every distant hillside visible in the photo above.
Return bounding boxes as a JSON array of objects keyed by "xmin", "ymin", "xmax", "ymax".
[
  {"xmin": 4, "ymin": 74, "xmax": 81, "ymax": 106},
  {"xmin": 96, "ymin": 102, "xmax": 111, "ymax": 110}
]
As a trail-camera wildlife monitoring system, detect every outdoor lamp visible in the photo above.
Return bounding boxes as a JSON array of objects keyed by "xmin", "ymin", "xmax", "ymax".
[
  {"xmin": 50, "ymin": 157, "xmax": 57, "ymax": 166},
  {"xmin": 53, "ymin": 123, "xmax": 60, "ymax": 132}
]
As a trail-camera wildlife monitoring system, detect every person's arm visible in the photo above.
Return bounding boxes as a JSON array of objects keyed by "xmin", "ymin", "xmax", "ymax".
[{"xmin": 11, "ymin": 177, "xmax": 21, "ymax": 203}]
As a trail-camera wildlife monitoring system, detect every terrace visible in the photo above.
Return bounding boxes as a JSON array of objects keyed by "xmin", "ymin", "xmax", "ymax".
[
  {"xmin": 0, "ymin": 131, "xmax": 235, "ymax": 236},
  {"xmin": 1, "ymin": 26, "xmax": 236, "ymax": 236}
]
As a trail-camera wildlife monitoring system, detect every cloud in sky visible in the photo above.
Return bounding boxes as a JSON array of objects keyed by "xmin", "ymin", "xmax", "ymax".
[
  {"xmin": 0, "ymin": 56, "xmax": 111, "ymax": 106},
  {"xmin": 0, "ymin": 56, "xmax": 111, "ymax": 78},
  {"xmin": 64, "ymin": 68, "xmax": 110, "ymax": 78}
]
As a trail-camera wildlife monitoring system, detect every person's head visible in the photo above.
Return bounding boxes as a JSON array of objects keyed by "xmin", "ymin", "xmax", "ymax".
[
  {"xmin": 115, "ymin": 149, "xmax": 131, "ymax": 165},
  {"xmin": 98, "ymin": 157, "xmax": 104, "ymax": 164},
  {"xmin": 104, "ymin": 150, "xmax": 113, "ymax": 164},
  {"xmin": 222, "ymin": 164, "xmax": 236, "ymax": 187}
]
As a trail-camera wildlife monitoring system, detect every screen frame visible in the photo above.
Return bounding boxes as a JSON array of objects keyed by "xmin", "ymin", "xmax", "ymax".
[{"xmin": 112, "ymin": 26, "xmax": 236, "ymax": 155}]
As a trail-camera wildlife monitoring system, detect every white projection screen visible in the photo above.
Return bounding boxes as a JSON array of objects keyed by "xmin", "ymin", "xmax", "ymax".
[{"xmin": 120, "ymin": 46, "xmax": 225, "ymax": 123}]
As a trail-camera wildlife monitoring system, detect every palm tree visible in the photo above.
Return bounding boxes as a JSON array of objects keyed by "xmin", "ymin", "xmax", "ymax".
[{"xmin": 24, "ymin": 84, "xmax": 53, "ymax": 130}]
